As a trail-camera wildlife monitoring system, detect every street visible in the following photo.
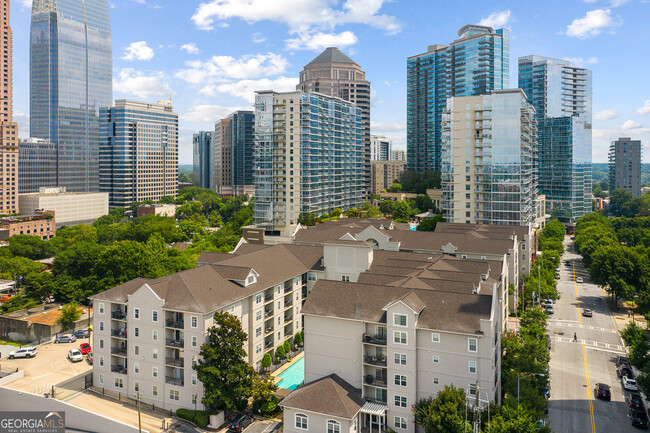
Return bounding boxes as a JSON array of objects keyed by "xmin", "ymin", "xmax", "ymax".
[{"xmin": 548, "ymin": 236, "xmax": 638, "ymax": 433}]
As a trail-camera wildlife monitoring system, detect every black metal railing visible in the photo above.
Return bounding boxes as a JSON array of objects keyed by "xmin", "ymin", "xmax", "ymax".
[
  {"xmin": 165, "ymin": 339, "xmax": 184, "ymax": 348},
  {"xmin": 362, "ymin": 333, "xmax": 387, "ymax": 345},
  {"xmin": 165, "ymin": 376, "xmax": 184, "ymax": 386},
  {"xmin": 165, "ymin": 357, "xmax": 184, "ymax": 367}
]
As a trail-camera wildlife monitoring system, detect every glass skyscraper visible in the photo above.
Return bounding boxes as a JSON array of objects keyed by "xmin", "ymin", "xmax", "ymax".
[
  {"xmin": 192, "ymin": 131, "xmax": 214, "ymax": 189},
  {"xmin": 407, "ymin": 25, "xmax": 509, "ymax": 172},
  {"xmin": 518, "ymin": 55, "xmax": 592, "ymax": 222},
  {"xmin": 30, "ymin": 0, "xmax": 112, "ymax": 192}
]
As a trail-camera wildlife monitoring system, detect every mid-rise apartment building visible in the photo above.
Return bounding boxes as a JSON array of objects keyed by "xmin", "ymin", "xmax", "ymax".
[
  {"xmin": 371, "ymin": 135, "xmax": 392, "ymax": 161},
  {"xmin": 298, "ymin": 47, "xmax": 371, "ymax": 196},
  {"xmin": 253, "ymin": 91, "xmax": 364, "ymax": 236},
  {"xmin": 371, "ymin": 161, "xmax": 406, "ymax": 195},
  {"xmin": 518, "ymin": 55, "xmax": 592, "ymax": 222},
  {"xmin": 391, "ymin": 149, "xmax": 406, "ymax": 162},
  {"xmin": 609, "ymin": 137, "xmax": 641, "ymax": 197},
  {"xmin": 214, "ymin": 111, "xmax": 255, "ymax": 195},
  {"xmin": 192, "ymin": 131, "xmax": 214, "ymax": 189},
  {"xmin": 407, "ymin": 25, "xmax": 509, "ymax": 172},
  {"xmin": 0, "ymin": 210, "xmax": 55, "ymax": 240},
  {"xmin": 441, "ymin": 90, "xmax": 538, "ymax": 226},
  {"xmin": 99, "ymin": 100, "xmax": 178, "ymax": 207},
  {"xmin": 18, "ymin": 138, "xmax": 56, "ymax": 194}
]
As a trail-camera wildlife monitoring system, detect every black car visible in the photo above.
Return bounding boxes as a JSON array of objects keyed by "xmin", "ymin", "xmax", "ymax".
[
  {"xmin": 596, "ymin": 383, "xmax": 611, "ymax": 401},
  {"xmin": 73, "ymin": 330, "xmax": 90, "ymax": 339},
  {"xmin": 620, "ymin": 366, "xmax": 635, "ymax": 379},
  {"xmin": 630, "ymin": 409, "xmax": 649, "ymax": 429},
  {"xmin": 629, "ymin": 393, "xmax": 644, "ymax": 410},
  {"xmin": 228, "ymin": 413, "xmax": 252, "ymax": 432},
  {"xmin": 618, "ymin": 356, "xmax": 631, "ymax": 367}
]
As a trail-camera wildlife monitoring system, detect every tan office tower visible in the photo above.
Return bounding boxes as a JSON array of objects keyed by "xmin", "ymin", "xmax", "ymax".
[
  {"xmin": 214, "ymin": 117, "xmax": 232, "ymax": 191},
  {"xmin": 0, "ymin": 0, "xmax": 18, "ymax": 213},
  {"xmin": 297, "ymin": 47, "xmax": 370, "ymax": 197}
]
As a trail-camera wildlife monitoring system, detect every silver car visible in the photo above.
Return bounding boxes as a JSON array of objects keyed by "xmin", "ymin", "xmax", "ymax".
[
  {"xmin": 8, "ymin": 347, "xmax": 37, "ymax": 359},
  {"xmin": 67, "ymin": 349, "xmax": 83, "ymax": 363}
]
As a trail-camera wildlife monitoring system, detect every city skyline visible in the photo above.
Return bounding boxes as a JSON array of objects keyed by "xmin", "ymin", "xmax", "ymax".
[{"xmin": 8, "ymin": 0, "xmax": 649, "ymax": 165}]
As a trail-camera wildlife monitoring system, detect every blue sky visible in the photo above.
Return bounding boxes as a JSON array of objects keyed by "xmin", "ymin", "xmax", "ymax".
[{"xmin": 10, "ymin": 0, "xmax": 650, "ymax": 164}]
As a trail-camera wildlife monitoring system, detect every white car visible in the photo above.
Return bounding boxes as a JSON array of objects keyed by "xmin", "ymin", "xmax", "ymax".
[
  {"xmin": 576, "ymin": 277, "xmax": 584, "ymax": 283},
  {"xmin": 67, "ymin": 349, "xmax": 83, "ymax": 363},
  {"xmin": 623, "ymin": 376, "xmax": 639, "ymax": 392},
  {"xmin": 8, "ymin": 347, "xmax": 37, "ymax": 359}
]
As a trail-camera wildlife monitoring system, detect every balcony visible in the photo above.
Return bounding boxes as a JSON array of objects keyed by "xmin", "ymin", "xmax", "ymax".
[
  {"xmin": 264, "ymin": 309, "xmax": 273, "ymax": 319},
  {"xmin": 165, "ymin": 357, "xmax": 185, "ymax": 367},
  {"xmin": 111, "ymin": 365, "xmax": 127, "ymax": 375},
  {"xmin": 111, "ymin": 347, "xmax": 127, "ymax": 356},
  {"xmin": 111, "ymin": 329, "xmax": 127, "ymax": 339},
  {"xmin": 284, "ymin": 316, "xmax": 292, "ymax": 324},
  {"xmin": 264, "ymin": 340, "xmax": 274, "ymax": 349},
  {"xmin": 165, "ymin": 319, "xmax": 184, "ymax": 329},
  {"xmin": 364, "ymin": 395, "xmax": 388, "ymax": 405},
  {"xmin": 165, "ymin": 376, "xmax": 184, "ymax": 386},
  {"xmin": 165, "ymin": 338, "xmax": 184, "ymax": 348},
  {"xmin": 265, "ymin": 326, "xmax": 274, "ymax": 336},
  {"xmin": 362, "ymin": 333, "xmax": 387, "ymax": 346},
  {"xmin": 111, "ymin": 311, "xmax": 126, "ymax": 320},
  {"xmin": 284, "ymin": 301, "xmax": 293, "ymax": 310},
  {"xmin": 364, "ymin": 375, "xmax": 387, "ymax": 388},
  {"xmin": 363, "ymin": 355, "xmax": 387, "ymax": 367}
]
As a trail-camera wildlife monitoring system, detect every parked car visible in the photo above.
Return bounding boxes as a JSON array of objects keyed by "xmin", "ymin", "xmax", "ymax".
[
  {"xmin": 228, "ymin": 413, "xmax": 252, "ymax": 432},
  {"xmin": 73, "ymin": 330, "xmax": 90, "ymax": 339},
  {"xmin": 620, "ymin": 366, "xmax": 634, "ymax": 379},
  {"xmin": 556, "ymin": 273, "xmax": 561, "ymax": 279},
  {"xmin": 7, "ymin": 347, "xmax": 37, "ymax": 359},
  {"xmin": 618, "ymin": 356, "xmax": 631, "ymax": 367},
  {"xmin": 629, "ymin": 393, "xmax": 644, "ymax": 410},
  {"xmin": 596, "ymin": 383, "xmax": 611, "ymax": 400},
  {"xmin": 79, "ymin": 343, "xmax": 91, "ymax": 355},
  {"xmin": 544, "ymin": 304, "xmax": 554, "ymax": 315},
  {"xmin": 623, "ymin": 376, "xmax": 639, "ymax": 392},
  {"xmin": 54, "ymin": 334, "xmax": 77, "ymax": 343},
  {"xmin": 67, "ymin": 349, "xmax": 83, "ymax": 363},
  {"xmin": 545, "ymin": 334, "xmax": 551, "ymax": 350},
  {"xmin": 576, "ymin": 277, "xmax": 584, "ymax": 283},
  {"xmin": 630, "ymin": 408, "xmax": 649, "ymax": 429},
  {"xmin": 86, "ymin": 352, "xmax": 93, "ymax": 365},
  {"xmin": 582, "ymin": 309, "xmax": 593, "ymax": 317}
]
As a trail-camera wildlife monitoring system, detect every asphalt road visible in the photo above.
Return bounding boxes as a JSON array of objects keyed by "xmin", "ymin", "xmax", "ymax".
[{"xmin": 548, "ymin": 236, "xmax": 639, "ymax": 433}]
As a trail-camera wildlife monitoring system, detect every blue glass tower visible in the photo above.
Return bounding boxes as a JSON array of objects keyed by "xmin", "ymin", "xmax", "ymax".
[
  {"xmin": 518, "ymin": 55, "xmax": 592, "ymax": 222},
  {"xmin": 407, "ymin": 25, "xmax": 509, "ymax": 172},
  {"xmin": 30, "ymin": 0, "xmax": 112, "ymax": 192}
]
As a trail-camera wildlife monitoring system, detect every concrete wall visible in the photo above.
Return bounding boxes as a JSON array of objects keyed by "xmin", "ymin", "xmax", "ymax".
[
  {"xmin": 19, "ymin": 193, "xmax": 108, "ymax": 227},
  {"xmin": 0, "ymin": 387, "xmax": 144, "ymax": 433},
  {"xmin": 0, "ymin": 312, "xmax": 90, "ymax": 343}
]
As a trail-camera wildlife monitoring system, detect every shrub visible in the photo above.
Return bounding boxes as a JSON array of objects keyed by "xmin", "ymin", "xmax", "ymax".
[
  {"xmin": 176, "ymin": 409, "xmax": 210, "ymax": 428},
  {"xmin": 275, "ymin": 345, "xmax": 286, "ymax": 359},
  {"xmin": 283, "ymin": 340, "xmax": 291, "ymax": 354},
  {"xmin": 262, "ymin": 352, "xmax": 272, "ymax": 370},
  {"xmin": 294, "ymin": 331, "xmax": 303, "ymax": 346}
]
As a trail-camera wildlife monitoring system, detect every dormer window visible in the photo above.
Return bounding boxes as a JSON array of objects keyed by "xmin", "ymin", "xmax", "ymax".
[{"xmin": 247, "ymin": 275, "xmax": 255, "ymax": 285}]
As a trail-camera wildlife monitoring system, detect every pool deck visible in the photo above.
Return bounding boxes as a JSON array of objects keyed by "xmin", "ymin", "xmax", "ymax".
[{"xmin": 270, "ymin": 351, "xmax": 304, "ymax": 387}]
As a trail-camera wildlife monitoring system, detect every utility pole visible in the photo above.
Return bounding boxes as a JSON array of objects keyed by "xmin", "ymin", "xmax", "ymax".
[
  {"xmin": 134, "ymin": 392, "xmax": 142, "ymax": 433},
  {"xmin": 538, "ymin": 263, "xmax": 541, "ymax": 305}
]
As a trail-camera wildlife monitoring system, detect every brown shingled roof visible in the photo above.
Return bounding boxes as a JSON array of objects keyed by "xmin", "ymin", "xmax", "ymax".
[{"xmin": 279, "ymin": 374, "xmax": 365, "ymax": 419}]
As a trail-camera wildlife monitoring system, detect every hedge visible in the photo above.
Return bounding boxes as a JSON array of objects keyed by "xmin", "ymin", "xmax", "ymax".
[{"xmin": 176, "ymin": 408, "xmax": 210, "ymax": 428}]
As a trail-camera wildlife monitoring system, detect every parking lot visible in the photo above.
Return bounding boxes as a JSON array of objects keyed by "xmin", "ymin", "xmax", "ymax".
[{"xmin": 0, "ymin": 338, "xmax": 92, "ymax": 394}]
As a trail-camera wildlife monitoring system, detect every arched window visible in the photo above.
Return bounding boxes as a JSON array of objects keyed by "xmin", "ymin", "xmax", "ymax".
[
  {"xmin": 327, "ymin": 419, "xmax": 341, "ymax": 433},
  {"xmin": 367, "ymin": 238, "xmax": 379, "ymax": 248},
  {"xmin": 295, "ymin": 413, "xmax": 308, "ymax": 430}
]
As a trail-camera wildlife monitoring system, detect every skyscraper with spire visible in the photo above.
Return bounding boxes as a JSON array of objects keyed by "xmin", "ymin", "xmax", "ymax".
[
  {"xmin": 0, "ymin": 0, "xmax": 18, "ymax": 213},
  {"xmin": 30, "ymin": 0, "xmax": 112, "ymax": 192}
]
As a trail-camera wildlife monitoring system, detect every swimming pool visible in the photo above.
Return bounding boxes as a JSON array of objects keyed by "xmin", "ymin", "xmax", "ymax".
[{"xmin": 277, "ymin": 356, "xmax": 304, "ymax": 390}]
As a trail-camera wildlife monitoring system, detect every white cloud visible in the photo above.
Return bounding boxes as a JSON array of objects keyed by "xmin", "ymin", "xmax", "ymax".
[
  {"xmin": 370, "ymin": 121, "xmax": 405, "ymax": 133},
  {"xmin": 286, "ymin": 30, "xmax": 358, "ymax": 51},
  {"xmin": 180, "ymin": 104, "xmax": 249, "ymax": 123},
  {"xmin": 622, "ymin": 120, "xmax": 642, "ymax": 129},
  {"xmin": 180, "ymin": 43, "xmax": 200, "ymax": 55},
  {"xmin": 594, "ymin": 109, "xmax": 618, "ymax": 120},
  {"xmin": 478, "ymin": 10, "xmax": 511, "ymax": 28},
  {"xmin": 610, "ymin": 0, "xmax": 630, "ymax": 6},
  {"xmin": 201, "ymin": 76, "xmax": 299, "ymax": 103},
  {"xmin": 113, "ymin": 69, "xmax": 174, "ymax": 99},
  {"xmin": 566, "ymin": 9, "xmax": 622, "ymax": 38},
  {"xmin": 121, "ymin": 41, "xmax": 154, "ymax": 61},
  {"xmin": 592, "ymin": 127, "xmax": 650, "ymax": 162},
  {"xmin": 637, "ymin": 100, "xmax": 650, "ymax": 115},
  {"xmin": 21, "ymin": 0, "xmax": 32, "ymax": 7},
  {"xmin": 191, "ymin": 0, "xmax": 401, "ymax": 34},
  {"xmin": 14, "ymin": 110, "xmax": 30, "ymax": 139},
  {"xmin": 175, "ymin": 53, "xmax": 289, "ymax": 84},
  {"xmin": 562, "ymin": 56, "xmax": 599, "ymax": 67},
  {"xmin": 251, "ymin": 32, "xmax": 267, "ymax": 43},
  {"xmin": 583, "ymin": 0, "xmax": 598, "ymax": 3}
]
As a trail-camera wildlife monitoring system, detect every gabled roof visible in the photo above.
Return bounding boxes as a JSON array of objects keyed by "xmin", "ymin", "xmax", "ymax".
[
  {"xmin": 279, "ymin": 374, "xmax": 365, "ymax": 419},
  {"xmin": 307, "ymin": 47, "xmax": 358, "ymax": 66}
]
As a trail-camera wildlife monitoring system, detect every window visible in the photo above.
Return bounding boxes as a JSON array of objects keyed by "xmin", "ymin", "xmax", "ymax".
[
  {"xmin": 469, "ymin": 384, "xmax": 477, "ymax": 396},
  {"xmin": 256, "ymin": 311, "xmax": 262, "ymax": 321},
  {"xmin": 99, "ymin": 339, "xmax": 104, "ymax": 349},
  {"xmin": 394, "ymin": 417, "xmax": 407, "ymax": 429},
  {"xmin": 152, "ymin": 311, "xmax": 158, "ymax": 322},
  {"xmin": 134, "ymin": 345, "xmax": 140, "ymax": 355},
  {"xmin": 295, "ymin": 413, "xmax": 308, "ymax": 430},
  {"xmin": 481, "ymin": 256, "xmax": 486, "ymax": 260},
  {"xmin": 433, "ymin": 377, "xmax": 439, "ymax": 384},
  {"xmin": 468, "ymin": 338, "xmax": 478, "ymax": 352},
  {"xmin": 192, "ymin": 374, "xmax": 197, "ymax": 386},
  {"xmin": 469, "ymin": 361, "xmax": 477, "ymax": 374},
  {"xmin": 192, "ymin": 336, "xmax": 197, "ymax": 347},
  {"xmin": 134, "ymin": 382, "xmax": 140, "ymax": 392},
  {"xmin": 191, "ymin": 316, "xmax": 198, "ymax": 328},
  {"xmin": 256, "ymin": 345, "xmax": 261, "ymax": 354},
  {"xmin": 393, "ymin": 313, "xmax": 407, "ymax": 327},
  {"xmin": 170, "ymin": 390, "xmax": 179, "ymax": 401},
  {"xmin": 152, "ymin": 349, "xmax": 158, "ymax": 359},
  {"xmin": 394, "ymin": 374, "xmax": 407, "ymax": 387},
  {"xmin": 99, "ymin": 303, "xmax": 104, "ymax": 314},
  {"xmin": 277, "ymin": 285, "xmax": 281, "ymax": 294},
  {"xmin": 134, "ymin": 327, "xmax": 139, "ymax": 337},
  {"xmin": 256, "ymin": 327, "xmax": 262, "ymax": 337},
  {"xmin": 247, "ymin": 275, "xmax": 255, "ymax": 285},
  {"xmin": 394, "ymin": 353, "xmax": 406, "ymax": 365},
  {"xmin": 134, "ymin": 308, "xmax": 140, "ymax": 319},
  {"xmin": 153, "ymin": 367, "xmax": 158, "ymax": 378},
  {"xmin": 393, "ymin": 331, "xmax": 407, "ymax": 345},
  {"xmin": 461, "ymin": 254, "xmax": 467, "ymax": 259},
  {"xmin": 99, "ymin": 356, "xmax": 104, "ymax": 367},
  {"xmin": 99, "ymin": 374, "xmax": 104, "ymax": 384},
  {"xmin": 394, "ymin": 395, "xmax": 407, "ymax": 408},
  {"xmin": 432, "ymin": 333, "xmax": 440, "ymax": 343},
  {"xmin": 327, "ymin": 420, "xmax": 340, "ymax": 433},
  {"xmin": 341, "ymin": 275, "xmax": 350, "ymax": 282},
  {"xmin": 433, "ymin": 355, "xmax": 439, "ymax": 364},
  {"xmin": 115, "ymin": 378, "xmax": 123, "ymax": 388},
  {"xmin": 308, "ymin": 272, "xmax": 316, "ymax": 282},
  {"xmin": 99, "ymin": 322, "xmax": 104, "ymax": 331},
  {"xmin": 152, "ymin": 330, "xmax": 158, "ymax": 341},
  {"xmin": 255, "ymin": 294, "xmax": 262, "ymax": 304},
  {"xmin": 134, "ymin": 363, "xmax": 139, "ymax": 374},
  {"xmin": 153, "ymin": 386, "xmax": 158, "ymax": 396}
]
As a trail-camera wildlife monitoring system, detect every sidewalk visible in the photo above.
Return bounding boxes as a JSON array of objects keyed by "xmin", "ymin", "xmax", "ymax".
[{"xmin": 601, "ymin": 285, "xmax": 647, "ymax": 335}]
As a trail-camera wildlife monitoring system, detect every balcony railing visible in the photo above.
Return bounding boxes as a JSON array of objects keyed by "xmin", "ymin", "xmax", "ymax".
[
  {"xmin": 363, "ymin": 355, "xmax": 387, "ymax": 367},
  {"xmin": 264, "ymin": 310, "xmax": 273, "ymax": 318},
  {"xmin": 364, "ymin": 375, "xmax": 387, "ymax": 388},
  {"xmin": 165, "ymin": 339, "xmax": 184, "ymax": 348},
  {"xmin": 111, "ymin": 329, "xmax": 127, "ymax": 338},
  {"xmin": 111, "ymin": 347, "xmax": 127, "ymax": 356},
  {"xmin": 363, "ymin": 396, "xmax": 388, "ymax": 405},
  {"xmin": 165, "ymin": 376, "xmax": 184, "ymax": 386},
  {"xmin": 362, "ymin": 333, "xmax": 387, "ymax": 345},
  {"xmin": 165, "ymin": 319, "xmax": 184, "ymax": 329},
  {"xmin": 111, "ymin": 365, "xmax": 127, "ymax": 375},
  {"xmin": 265, "ymin": 340, "xmax": 273, "ymax": 349},
  {"xmin": 111, "ymin": 311, "xmax": 126, "ymax": 320},
  {"xmin": 165, "ymin": 357, "xmax": 185, "ymax": 367}
]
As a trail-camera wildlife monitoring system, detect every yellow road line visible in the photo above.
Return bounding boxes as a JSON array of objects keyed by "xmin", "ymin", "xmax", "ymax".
[{"xmin": 572, "ymin": 242, "xmax": 596, "ymax": 433}]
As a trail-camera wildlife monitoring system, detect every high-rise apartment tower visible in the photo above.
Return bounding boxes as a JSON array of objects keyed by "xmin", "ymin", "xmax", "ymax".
[
  {"xmin": 192, "ymin": 131, "xmax": 214, "ymax": 189},
  {"xmin": 609, "ymin": 137, "xmax": 642, "ymax": 197},
  {"xmin": 0, "ymin": 0, "xmax": 18, "ymax": 213},
  {"xmin": 370, "ymin": 135, "xmax": 392, "ymax": 161},
  {"xmin": 214, "ymin": 111, "xmax": 255, "ymax": 194}
]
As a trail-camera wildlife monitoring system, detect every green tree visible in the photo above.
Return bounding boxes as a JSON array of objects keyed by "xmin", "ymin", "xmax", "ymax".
[
  {"xmin": 252, "ymin": 376, "xmax": 279, "ymax": 415},
  {"xmin": 57, "ymin": 301, "xmax": 81, "ymax": 326},
  {"xmin": 417, "ymin": 214, "xmax": 444, "ymax": 231},
  {"xmin": 8, "ymin": 235, "xmax": 54, "ymax": 259},
  {"xmin": 413, "ymin": 385, "xmax": 470, "ymax": 433},
  {"xmin": 487, "ymin": 404, "xmax": 545, "ymax": 433},
  {"xmin": 283, "ymin": 340, "xmax": 291, "ymax": 355},
  {"xmin": 193, "ymin": 312, "xmax": 255, "ymax": 412},
  {"xmin": 262, "ymin": 352, "xmax": 273, "ymax": 370},
  {"xmin": 415, "ymin": 194, "xmax": 435, "ymax": 212},
  {"xmin": 275, "ymin": 344, "xmax": 286, "ymax": 359},
  {"xmin": 388, "ymin": 183, "xmax": 402, "ymax": 192},
  {"xmin": 379, "ymin": 200, "xmax": 396, "ymax": 215},
  {"xmin": 393, "ymin": 201, "xmax": 411, "ymax": 220},
  {"xmin": 294, "ymin": 331, "xmax": 304, "ymax": 346}
]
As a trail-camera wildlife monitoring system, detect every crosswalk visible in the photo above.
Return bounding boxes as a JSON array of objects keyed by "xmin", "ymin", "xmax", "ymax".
[
  {"xmin": 554, "ymin": 336, "xmax": 625, "ymax": 353},
  {"xmin": 547, "ymin": 321, "xmax": 619, "ymax": 334}
]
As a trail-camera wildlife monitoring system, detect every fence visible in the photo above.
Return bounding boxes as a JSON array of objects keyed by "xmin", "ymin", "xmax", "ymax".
[
  {"xmin": 264, "ymin": 347, "xmax": 303, "ymax": 375},
  {"xmin": 52, "ymin": 372, "xmax": 93, "ymax": 400}
]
